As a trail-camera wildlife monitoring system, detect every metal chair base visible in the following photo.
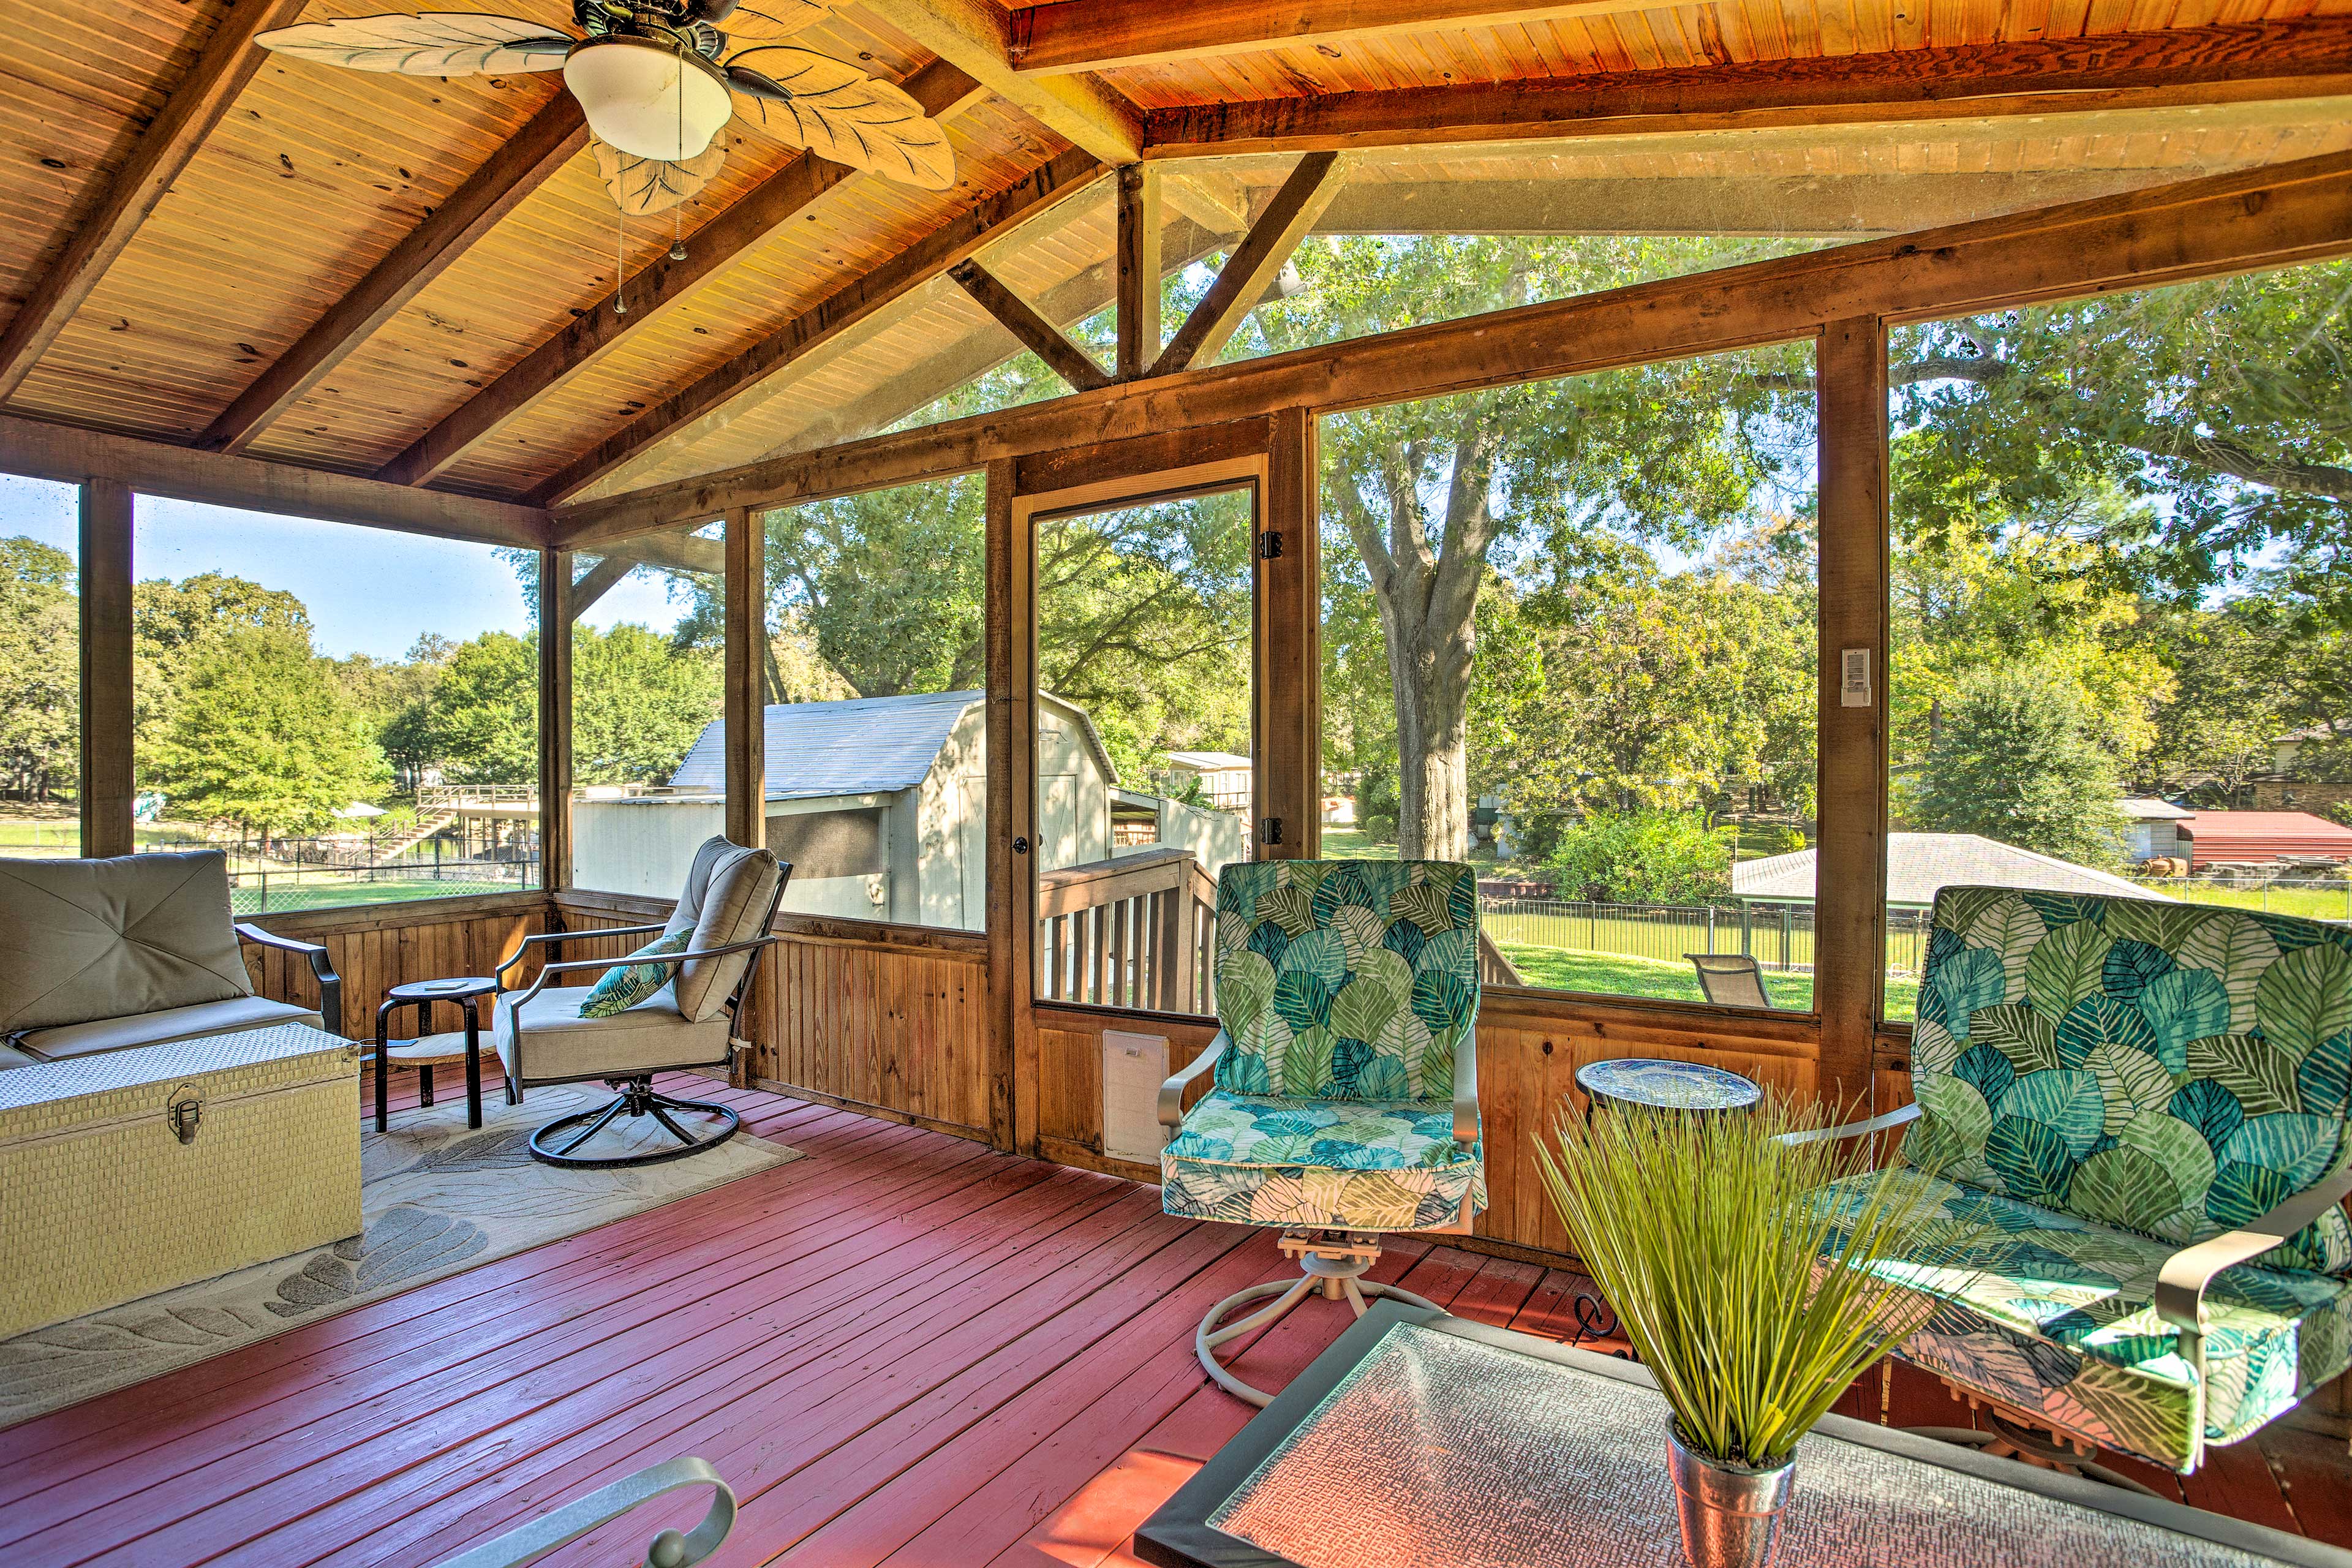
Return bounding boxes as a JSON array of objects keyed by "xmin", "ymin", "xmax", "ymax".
[
  {"xmin": 1903, "ymin": 1374, "xmax": 2166, "ymax": 1498},
  {"xmin": 1196, "ymin": 1229, "xmax": 1437, "ymax": 1408},
  {"xmin": 527, "ymin": 1077, "xmax": 741, "ymax": 1169}
]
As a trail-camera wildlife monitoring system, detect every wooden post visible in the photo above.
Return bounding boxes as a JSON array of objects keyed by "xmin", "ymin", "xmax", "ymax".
[
  {"xmin": 1815, "ymin": 318, "xmax": 1891, "ymax": 1111},
  {"xmin": 984, "ymin": 459, "xmax": 1039, "ymax": 1155},
  {"xmin": 537, "ymin": 548, "xmax": 573, "ymax": 895},
  {"xmin": 1259, "ymin": 405, "xmax": 1319, "ymax": 858},
  {"xmin": 1115, "ymin": 164, "xmax": 1161, "ymax": 382},
  {"xmin": 723, "ymin": 508, "xmax": 766, "ymax": 849},
  {"xmin": 77, "ymin": 480, "xmax": 134, "ymax": 859}
]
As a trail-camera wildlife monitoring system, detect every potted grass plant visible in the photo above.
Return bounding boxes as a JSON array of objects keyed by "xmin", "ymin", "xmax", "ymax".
[{"xmin": 1535, "ymin": 1093, "xmax": 1962, "ymax": 1568}]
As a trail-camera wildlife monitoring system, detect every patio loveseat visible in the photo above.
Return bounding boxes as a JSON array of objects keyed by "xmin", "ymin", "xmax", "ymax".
[
  {"xmin": 0, "ymin": 850, "xmax": 341, "ymax": 1066},
  {"xmin": 1822, "ymin": 883, "xmax": 2352, "ymax": 1476}
]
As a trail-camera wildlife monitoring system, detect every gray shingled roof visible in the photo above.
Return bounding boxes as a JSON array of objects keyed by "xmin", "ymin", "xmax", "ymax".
[
  {"xmin": 1731, "ymin": 832, "xmax": 2168, "ymax": 907},
  {"xmin": 670, "ymin": 691, "xmax": 984, "ymax": 799}
]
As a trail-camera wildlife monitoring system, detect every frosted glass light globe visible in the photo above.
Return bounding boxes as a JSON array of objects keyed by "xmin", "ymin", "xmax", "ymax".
[{"xmin": 564, "ymin": 37, "xmax": 730, "ymax": 162}]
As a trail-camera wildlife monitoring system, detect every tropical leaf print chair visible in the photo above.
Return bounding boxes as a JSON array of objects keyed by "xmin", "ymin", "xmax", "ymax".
[
  {"xmin": 1817, "ymin": 884, "xmax": 2352, "ymax": 1479},
  {"xmin": 1158, "ymin": 859, "xmax": 1483, "ymax": 1406}
]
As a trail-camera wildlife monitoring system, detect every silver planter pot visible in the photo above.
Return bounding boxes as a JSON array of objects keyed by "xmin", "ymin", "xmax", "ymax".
[{"xmin": 1664, "ymin": 1420, "xmax": 1797, "ymax": 1568}]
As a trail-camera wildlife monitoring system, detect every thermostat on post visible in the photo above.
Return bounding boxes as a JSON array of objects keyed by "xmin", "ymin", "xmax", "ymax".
[{"xmin": 1841, "ymin": 647, "xmax": 1871, "ymax": 708}]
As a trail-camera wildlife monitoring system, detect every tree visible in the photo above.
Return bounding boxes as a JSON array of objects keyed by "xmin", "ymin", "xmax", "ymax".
[
  {"xmin": 764, "ymin": 478, "xmax": 986, "ymax": 698},
  {"xmin": 1910, "ymin": 664, "xmax": 2126, "ymax": 865},
  {"xmin": 1547, "ymin": 809, "xmax": 1737, "ymax": 905},
  {"xmin": 2134, "ymin": 600, "xmax": 2296, "ymax": 796},
  {"xmin": 0, "ymin": 537, "xmax": 77, "ymax": 800},
  {"xmin": 133, "ymin": 571, "xmax": 312, "ymax": 758},
  {"xmin": 146, "ymin": 625, "xmax": 388, "ymax": 845},
  {"xmin": 572, "ymin": 622, "xmax": 723, "ymax": 785},
  {"xmin": 403, "ymin": 631, "xmax": 539, "ymax": 785}
]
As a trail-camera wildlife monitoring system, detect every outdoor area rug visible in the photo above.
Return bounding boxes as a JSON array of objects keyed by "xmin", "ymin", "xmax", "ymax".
[{"xmin": 0, "ymin": 1083, "xmax": 800, "ymax": 1427}]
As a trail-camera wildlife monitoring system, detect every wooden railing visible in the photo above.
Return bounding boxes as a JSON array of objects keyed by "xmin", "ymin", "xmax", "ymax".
[{"xmin": 1038, "ymin": 846, "xmax": 1219, "ymax": 1014}]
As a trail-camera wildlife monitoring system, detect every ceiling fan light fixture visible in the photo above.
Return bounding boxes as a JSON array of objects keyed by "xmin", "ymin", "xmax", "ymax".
[{"xmin": 564, "ymin": 36, "xmax": 731, "ymax": 161}]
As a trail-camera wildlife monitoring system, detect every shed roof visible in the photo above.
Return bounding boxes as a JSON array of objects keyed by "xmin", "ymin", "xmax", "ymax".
[
  {"xmin": 1732, "ymin": 832, "xmax": 2163, "ymax": 907},
  {"xmin": 2117, "ymin": 797, "xmax": 2195, "ymax": 820},
  {"xmin": 2177, "ymin": 812, "xmax": 2352, "ymax": 864},
  {"xmin": 669, "ymin": 689, "xmax": 1116, "ymax": 799}
]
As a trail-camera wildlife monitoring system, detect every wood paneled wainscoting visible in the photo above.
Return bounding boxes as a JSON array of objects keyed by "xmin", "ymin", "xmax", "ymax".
[
  {"xmin": 554, "ymin": 892, "xmax": 996, "ymax": 1144},
  {"xmin": 1038, "ymin": 990, "xmax": 1827, "ymax": 1266}
]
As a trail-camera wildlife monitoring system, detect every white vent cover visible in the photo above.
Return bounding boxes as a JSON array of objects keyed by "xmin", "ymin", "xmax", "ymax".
[{"xmin": 1102, "ymin": 1029, "xmax": 1169, "ymax": 1166}]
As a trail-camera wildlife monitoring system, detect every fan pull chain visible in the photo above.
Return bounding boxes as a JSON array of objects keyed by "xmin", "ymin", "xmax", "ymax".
[
  {"xmin": 669, "ymin": 58, "xmax": 689, "ymax": 263},
  {"xmin": 614, "ymin": 206, "xmax": 628, "ymax": 316},
  {"xmin": 671, "ymin": 204, "xmax": 687, "ymax": 263}
]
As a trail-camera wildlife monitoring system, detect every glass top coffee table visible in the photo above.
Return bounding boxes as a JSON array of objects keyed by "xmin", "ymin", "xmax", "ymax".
[{"xmin": 1136, "ymin": 1305, "xmax": 2352, "ymax": 1568}]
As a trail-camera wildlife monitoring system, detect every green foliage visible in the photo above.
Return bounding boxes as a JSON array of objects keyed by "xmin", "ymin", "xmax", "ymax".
[
  {"xmin": 1536, "ymin": 1093, "xmax": 1969, "ymax": 1468},
  {"xmin": 1911, "ymin": 664, "xmax": 2127, "ymax": 866},
  {"xmin": 1547, "ymin": 809, "xmax": 1736, "ymax": 905},
  {"xmin": 406, "ymin": 631, "xmax": 539, "ymax": 785},
  {"xmin": 572, "ymin": 622, "xmax": 723, "ymax": 785},
  {"xmin": 0, "ymin": 537, "xmax": 77, "ymax": 800},
  {"xmin": 763, "ymin": 478, "xmax": 985, "ymax": 698},
  {"xmin": 146, "ymin": 625, "xmax": 388, "ymax": 840}
]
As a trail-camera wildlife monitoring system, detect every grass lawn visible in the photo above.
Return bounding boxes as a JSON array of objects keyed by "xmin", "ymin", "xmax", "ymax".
[
  {"xmin": 2154, "ymin": 880, "xmax": 2352, "ymax": 922},
  {"xmin": 1497, "ymin": 940, "xmax": 1924, "ymax": 1020},
  {"xmin": 233, "ymin": 875, "xmax": 529, "ymax": 914}
]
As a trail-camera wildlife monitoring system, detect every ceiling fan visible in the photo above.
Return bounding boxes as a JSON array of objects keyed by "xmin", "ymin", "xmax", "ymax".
[{"xmin": 256, "ymin": 1, "xmax": 954, "ymax": 217}]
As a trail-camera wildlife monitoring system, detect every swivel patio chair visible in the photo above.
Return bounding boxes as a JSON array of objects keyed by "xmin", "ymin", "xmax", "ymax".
[
  {"xmin": 1159, "ymin": 859, "xmax": 1484, "ymax": 1406},
  {"xmin": 493, "ymin": 837, "xmax": 790, "ymax": 1168},
  {"xmin": 1812, "ymin": 883, "xmax": 2352, "ymax": 1479}
]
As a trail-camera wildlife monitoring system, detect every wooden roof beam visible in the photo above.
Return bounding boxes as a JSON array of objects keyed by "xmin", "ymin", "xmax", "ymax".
[
  {"xmin": 951, "ymin": 262, "xmax": 1112, "ymax": 390},
  {"xmin": 1153, "ymin": 151, "xmax": 1340, "ymax": 375},
  {"xmin": 0, "ymin": 413, "xmax": 548, "ymax": 549},
  {"xmin": 1011, "ymin": 0, "xmax": 1664, "ymax": 75},
  {"xmin": 1139, "ymin": 20, "xmax": 2352, "ymax": 157},
  {"xmin": 199, "ymin": 94, "xmax": 590, "ymax": 454},
  {"xmin": 374, "ymin": 59, "xmax": 987, "ymax": 489},
  {"xmin": 1114, "ymin": 165, "xmax": 1160, "ymax": 380},
  {"xmin": 522, "ymin": 148, "xmax": 1108, "ymax": 507},
  {"xmin": 858, "ymin": 0, "xmax": 1143, "ymax": 165},
  {"xmin": 0, "ymin": 0, "xmax": 309, "ymax": 401}
]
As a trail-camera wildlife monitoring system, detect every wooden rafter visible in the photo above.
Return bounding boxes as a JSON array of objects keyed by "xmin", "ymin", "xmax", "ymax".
[
  {"xmin": 1153, "ymin": 151, "xmax": 1340, "ymax": 376},
  {"xmin": 199, "ymin": 94, "xmax": 589, "ymax": 454},
  {"xmin": 374, "ymin": 60, "xmax": 987, "ymax": 490},
  {"xmin": 951, "ymin": 262, "xmax": 1112, "ymax": 391},
  {"xmin": 1012, "ymin": 0, "xmax": 1664, "ymax": 74},
  {"xmin": 522, "ymin": 148, "xmax": 1107, "ymax": 507},
  {"xmin": 556, "ymin": 147, "xmax": 2352, "ymax": 542},
  {"xmin": 0, "ymin": 413, "xmax": 548, "ymax": 549},
  {"xmin": 856, "ymin": 0, "xmax": 1144, "ymax": 165},
  {"xmin": 1140, "ymin": 20, "xmax": 2352, "ymax": 157},
  {"xmin": 0, "ymin": 0, "xmax": 310, "ymax": 401},
  {"xmin": 1114, "ymin": 165, "xmax": 1161, "ymax": 380}
]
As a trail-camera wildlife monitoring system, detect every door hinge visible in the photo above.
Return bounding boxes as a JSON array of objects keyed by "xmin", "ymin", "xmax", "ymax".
[
  {"xmin": 1257, "ymin": 530, "xmax": 1283, "ymax": 560},
  {"xmin": 1257, "ymin": 817, "xmax": 1284, "ymax": 846}
]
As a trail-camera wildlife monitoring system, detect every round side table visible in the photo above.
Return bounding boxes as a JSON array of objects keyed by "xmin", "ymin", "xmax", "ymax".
[
  {"xmin": 376, "ymin": 976, "xmax": 499, "ymax": 1132},
  {"xmin": 1574, "ymin": 1057, "xmax": 1760, "ymax": 1115}
]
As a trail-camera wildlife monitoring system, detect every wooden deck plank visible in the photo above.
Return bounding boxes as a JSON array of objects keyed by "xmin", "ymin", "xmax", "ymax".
[{"xmin": 1, "ymin": 1082, "xmax": 2343, "ymax": 1567}]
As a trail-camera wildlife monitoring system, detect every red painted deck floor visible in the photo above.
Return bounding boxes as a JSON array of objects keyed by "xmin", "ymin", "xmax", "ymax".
[{"xmin": 5, "ymin": 1076, "xmax": 2351, "ymax": 1567}]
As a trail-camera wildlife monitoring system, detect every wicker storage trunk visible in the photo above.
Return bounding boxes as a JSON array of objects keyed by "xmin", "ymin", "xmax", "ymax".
[{"xmin": 0, "ymin": 1025, "xmax": 361, "ymax": 1340}]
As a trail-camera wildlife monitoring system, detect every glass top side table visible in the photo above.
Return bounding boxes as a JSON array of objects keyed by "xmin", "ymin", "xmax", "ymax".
[
  {"xmin": 1574, "ymin": 1057, "xmax": 1761, "ymax": 1113},
  {"xmin": 1136, "ymin": 1305, "xmax": 2352, "ymax": 1568}
]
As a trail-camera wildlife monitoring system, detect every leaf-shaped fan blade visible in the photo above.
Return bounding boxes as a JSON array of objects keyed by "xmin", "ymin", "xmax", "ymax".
[
  {"xmin": 255, "ymin": 13, "xmax": 574, "ymax": 75},
  {"xmin": 725, "ymin": 49, "xmax": 954, "ymax": 192},
  {"xmin": 714, "ymin": 0, "xmax": 834, "ymax": 42},
  {"xmin": 594, "ymin": 138, "xmax": 729, "ymax": 217}
]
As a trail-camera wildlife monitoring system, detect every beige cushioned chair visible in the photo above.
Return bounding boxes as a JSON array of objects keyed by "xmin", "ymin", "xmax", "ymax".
[
  {"xmin": 0, "ymin": 850, "xmax": 342, "ymax": 1066},
  {"xmin": 494, "ymin": 837, "xmax": 789, "ymax": 1167}
]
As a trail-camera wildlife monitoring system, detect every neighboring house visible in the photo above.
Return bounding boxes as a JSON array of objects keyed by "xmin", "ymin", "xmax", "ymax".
[
  {"xmin": 1159, "ymin": 750, "xmax": 1253, "ymax": 812},
  {"xmin": 2237, "ymin": 721, "xmax": 2352, "ymax": 812},
  {"xmin": 2116, "ymin": 797, "xmax": 2194, "ymax": 861},
  {"xmin": 1732, "ymin": 832, "xmax": 2167, "ymax": 909},
  {"xmin": 572, "ymin": 690, "xmax": 1243, "ymax": 925},
  {"xmin": 2175, "ymin": 810, "xmax": 2352, "ymax": 868}
]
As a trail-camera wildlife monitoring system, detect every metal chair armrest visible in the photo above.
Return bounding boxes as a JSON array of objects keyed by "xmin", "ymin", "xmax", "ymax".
[
  {"xmin": 1159, "ymin": 1033, "xmax": 1229, "ymax": 1131},
  {"xmin": 1453, "ymin": 1034, "xmax": 1479, "ymax": 1148},
  {"xmin": 493, "ymin": 925, "xmax": 666, "ymax": 990},
  {"xmin": 235, "ymin": 922, "xmax": 344, "ymax": 1038},
  {"xmin": 2155, "ymin": 1164, "xmax": 2352, "ymax": 1336},
  {"xmin": 1775, "ymin": 1101, "xmax": 1921, "ymax": 1147},
  {"xmin": 429, "ymin": 1455, "xmax": 734, "ymax": 1568},
  {"xmin": 507, "ymin": 934, "xmax": 779, "ymax": 1009}
]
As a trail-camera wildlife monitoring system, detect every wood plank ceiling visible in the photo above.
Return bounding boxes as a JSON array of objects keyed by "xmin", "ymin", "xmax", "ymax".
[{"xmin": 2, "ymin": 0, "xmax": 2348, "ymax": 515}]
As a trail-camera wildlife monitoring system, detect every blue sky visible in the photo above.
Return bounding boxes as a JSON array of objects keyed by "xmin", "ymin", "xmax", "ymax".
[{"xmin": 0, "ymin": 475, "xmax": 684, "ymax": 660}]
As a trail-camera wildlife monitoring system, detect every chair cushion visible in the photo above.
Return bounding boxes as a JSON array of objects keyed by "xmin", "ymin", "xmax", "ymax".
[
  {"xmin": 18, "ymin": 995, "xmax": 322, "ymax": 1059},
  {"xmin": 579, "ymin": 929, "xmax": 693, "ymax": 1018},
  {"xmin": 1210, "ymin": 860, "xmax": 1480, "ymax": 1101},
  {"xmin": 0, "ymin": 851, "xmax": 253, "ymax": 1036},
  {"xmin": 661, "ymin": 835, "xmax": 744, "ymax": 938},
  {"xmin": 676, "ymin": 846, "xmax": 780, "ymax": 1022},
  {"xmin": 1161, "ymin": 1087, "xmax": 1485, "ymax": 1232},
  {"xmin": 1905, "ymin": 887, "xmax": 2352, "ymax": 1275},
  {"xmin": 1825, "ymin": 1167, "xmax": 2352, "ymax": 1472},
  {"xmin": 494, "ymin": 984, "xmax": 730, "ymax": 1085}
]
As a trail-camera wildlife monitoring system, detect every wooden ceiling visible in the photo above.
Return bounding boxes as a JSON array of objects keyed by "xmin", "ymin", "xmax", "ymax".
[{"xmin": 2, "ymin": 0, "xmax": 2348, "ymax": 522}]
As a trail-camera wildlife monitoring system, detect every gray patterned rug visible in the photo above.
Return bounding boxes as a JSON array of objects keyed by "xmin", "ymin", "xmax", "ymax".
[{"xmin": 0, "ymin": 1082, "xmax": 799, "ymax": 1428}]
